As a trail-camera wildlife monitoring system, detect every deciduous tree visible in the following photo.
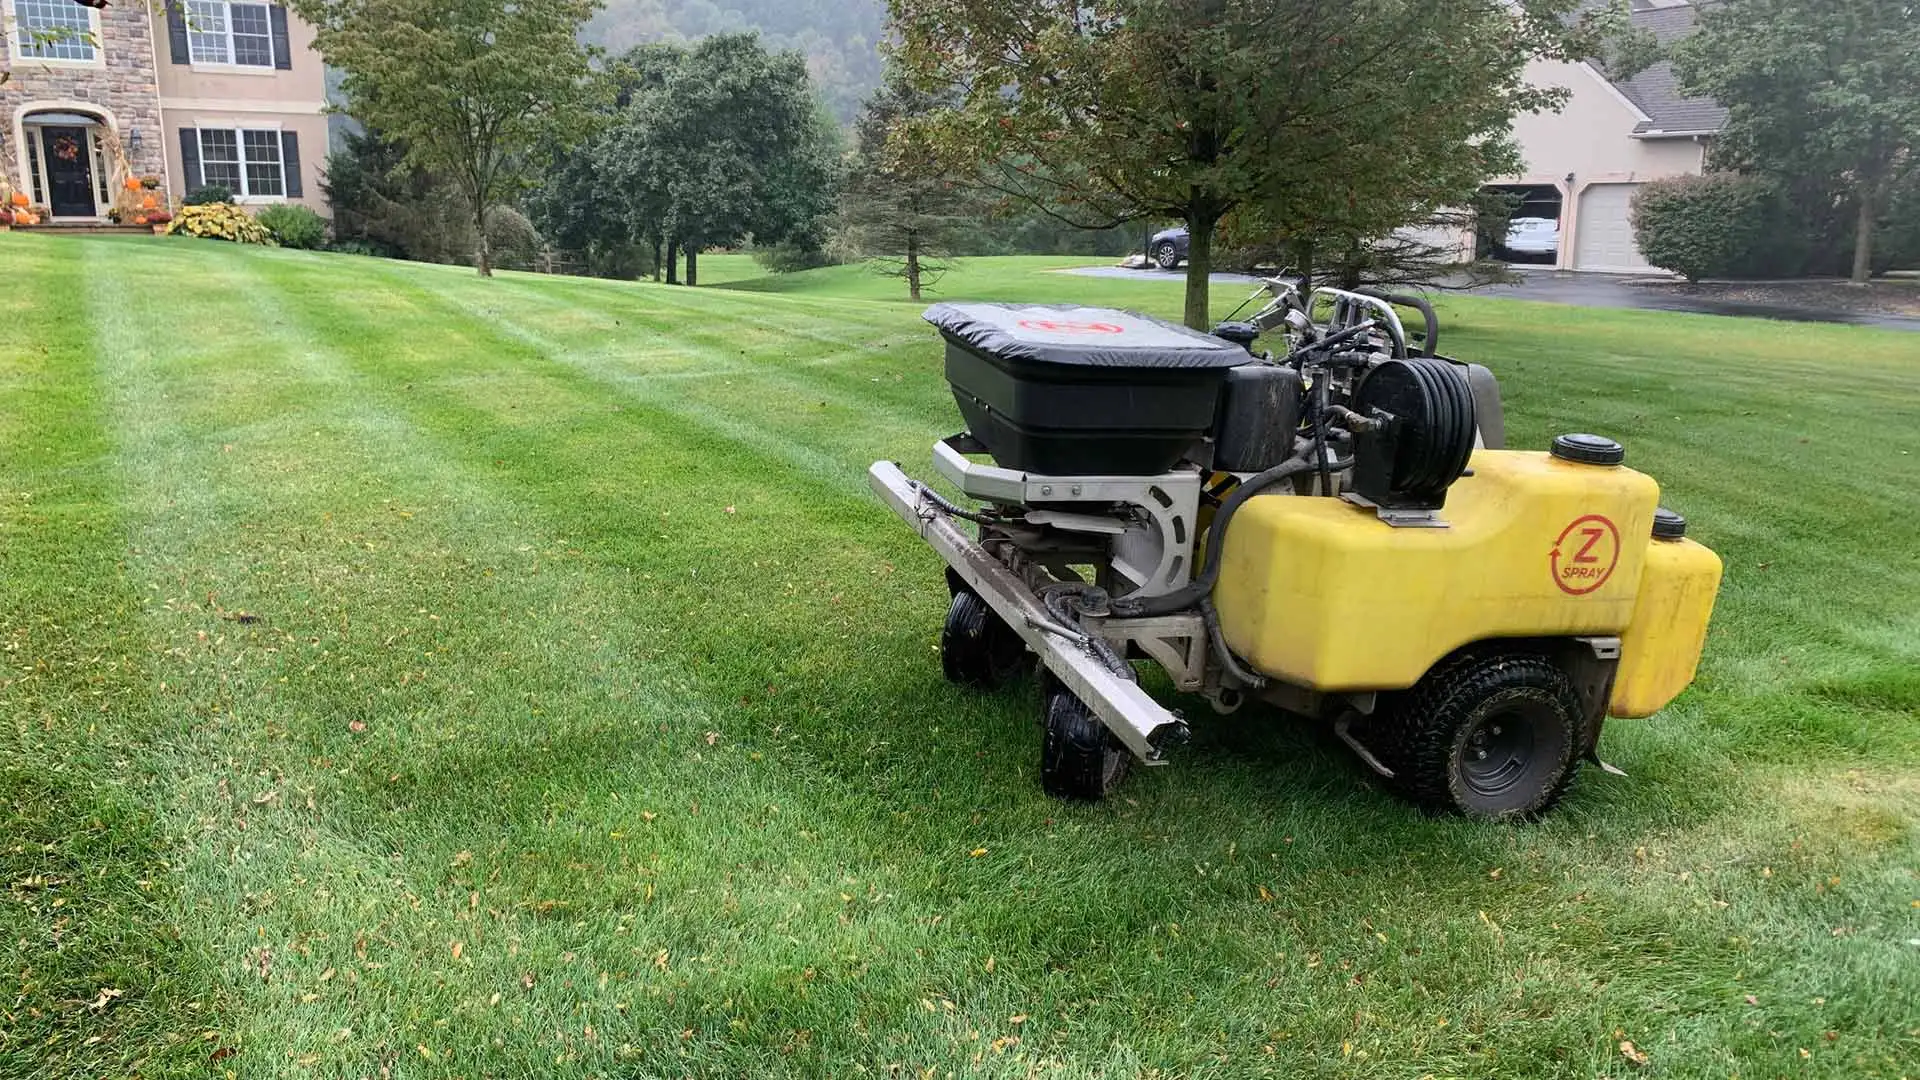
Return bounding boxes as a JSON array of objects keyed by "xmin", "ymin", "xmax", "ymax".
[
  {"xmin": 293, "ymin": 0, "xmax": 605, "ymax": 275},
  {"xmin": 888, "ymin": 0, "xmax": 1593, "ymax": 328},
  {"xmin": 1672, "ymin": 0, "xmax": 1920, "ymax": 283}
]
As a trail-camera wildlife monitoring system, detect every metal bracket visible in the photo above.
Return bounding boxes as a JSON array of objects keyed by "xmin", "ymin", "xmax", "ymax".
[
  {"xmin": 933, "ymin": 438, "xmax": 1203, "ymax": 598},
  {"xmin": 1340, "ymin": 491, "xmax": 1449, "ymax": 528}
]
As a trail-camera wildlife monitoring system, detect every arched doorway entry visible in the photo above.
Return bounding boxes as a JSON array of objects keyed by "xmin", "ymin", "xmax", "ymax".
[{"xmin": 16, "ymin": 105, "xmax": 117, "ymax": 220}]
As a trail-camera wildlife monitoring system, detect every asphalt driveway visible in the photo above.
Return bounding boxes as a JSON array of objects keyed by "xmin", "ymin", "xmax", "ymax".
[
  {"xmin": 1478, "ymin": 270, "xmax": 1920, "ymax": 332},
  {"xmin": 1064, "ymin": 265, "xmax": 1920, "ymax": 332}
]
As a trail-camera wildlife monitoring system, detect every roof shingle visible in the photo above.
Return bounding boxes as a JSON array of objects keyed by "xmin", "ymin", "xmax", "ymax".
[{"xmin": 1590, "ymin": 1, "xmax": 1730, "ymax": 136}]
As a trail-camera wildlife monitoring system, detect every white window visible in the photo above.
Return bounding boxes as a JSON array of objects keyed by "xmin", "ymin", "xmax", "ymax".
[
  {"xmin": 186, "ymin": 0, "xmax": 274, "ymax": 67},
  {"xmin": 198, "ymin": 128, "xmax": 284, "ymax": 198},
  {"xmin": 14, "ymin": 0, "xmax": 98, "ymax": 61}
]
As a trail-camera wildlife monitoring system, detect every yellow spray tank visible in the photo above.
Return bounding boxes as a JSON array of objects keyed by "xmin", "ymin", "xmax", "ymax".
[{"xmin": 1212, "ymin": 443, "xmax": 1720, "ymax": 715}]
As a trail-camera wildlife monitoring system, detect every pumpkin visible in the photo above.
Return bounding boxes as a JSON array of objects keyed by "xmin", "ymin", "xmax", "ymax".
[
  {"xmin": 141, "ymin": 195, "xmax": 158, "ymax": 209},
  {"xmin": 8, "ymin": 191, "xmax": 28, "ymax": 208},
  {"xmin": 134, "ymin": 215, "xmax": 149, "ymax": 225},
  {"xmin": 124, "ymin": 176, "xmax": 143, "ymax": 191}
]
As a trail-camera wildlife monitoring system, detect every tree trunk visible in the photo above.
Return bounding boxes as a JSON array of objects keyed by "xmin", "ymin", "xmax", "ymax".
[
  {"xmin": 665, "ymin": 238, "xmax": 680, "ymax": 285},
  {"xmin": 685, "ymin": 245, "xmax": 698, "ymax": 287},
  {"xmin": 473, "ymin": 198, "xmax": 492, "ymax": 277},
  {"xmin": 652, "ymin": 237, "xmax": 663, "ymax": 281},
  {"xmin": 1851, "ymin": 188, "xmax": 1877, "ymax": 284},
  {"xmin": 1290, "ymin": 238, "xmax": 1315, "ymax": 295},
  {"xmin": 1182, "ymin": 207, "xmax": 1218, "ymax": 330},
  {"xmin": 906, "ymin": 228, "xmax": 922, "ymax": 301}
]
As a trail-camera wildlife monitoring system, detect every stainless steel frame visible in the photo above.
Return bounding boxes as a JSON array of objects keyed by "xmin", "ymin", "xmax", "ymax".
[{"xmin": 870, "ymin": 458, "xmax": 1208, "ymax": 764}]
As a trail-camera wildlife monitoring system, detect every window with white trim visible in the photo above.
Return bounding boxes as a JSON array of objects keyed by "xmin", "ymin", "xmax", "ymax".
[
  {"xmin": 199, "ymin": 128, "xmax": 284, "ymax": 197},
  {"xmin": 14, "ymin": 0, "xmax": 97, "ymax": 61},
  {"xmin": 186, "ymin": 0, "xmax": 273, "ymax": 66}
]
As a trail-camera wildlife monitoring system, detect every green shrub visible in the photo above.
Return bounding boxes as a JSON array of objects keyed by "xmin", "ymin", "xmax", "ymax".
[
  {"xmin": 753, "ymin": 239, "xmax": 836, "ymax": 273},
  {"xmin": 184, "ymin": 184, "xmax": 234, "ymax": 206},
  {"xmin": 165, "ymin": 203, "xmax": 274, "ymax": 244},
  {"xmin": 1630, "ymin": 174, "xmax": 1777, "ymax": 282},
  {"xmin": 483, "ymin": 206, "xmax": 542, "ymax": 270},
  {"xmin": 256, "ymin": 204, "xmax": 328, "ymax": 249}
]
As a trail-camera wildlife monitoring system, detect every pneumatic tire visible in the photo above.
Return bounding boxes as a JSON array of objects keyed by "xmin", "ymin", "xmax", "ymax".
[
  {"xmin": 1040, "ymin": 682, "xmax": 1129, "ymax": 801},
  {"xmin": 941, "ymin": 589, "xmax": 1031, "ymax": 689},
  {"xmin": 1153, "ymin": 241, "xmax": 1181, "ymax": 270},
  {"xmin": 1376, "ymin": 652, "xmax": 1583, "ymax": 821}
]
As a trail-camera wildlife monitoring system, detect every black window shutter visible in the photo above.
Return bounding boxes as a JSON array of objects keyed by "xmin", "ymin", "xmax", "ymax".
[
  {"xmin": 166, "ymin": 3, "xmax": 191, "ymax": 65},
  {"xmin": 280, "ymin": 132, "xmax": 303, "ymax": 197},
  {"xmin": 269, "ymin": 6, "xmax": 292, "ymax": 70},
  {"xmin": 179, "ymin": 129, "xmax": 203, "ymax": 190}
]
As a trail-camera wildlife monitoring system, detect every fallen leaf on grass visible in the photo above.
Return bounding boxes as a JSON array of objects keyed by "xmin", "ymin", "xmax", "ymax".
[
  {"xmin": 209, "ymin": 1047, "xmax": 235, "ymax": 1063},
  {"xmin": 88, "ymin": 987, "xmax": 124, "ymax": 1010},
  {"xmin": 347, "ymin": 720, "xmax": 366, "ymax": 734},
  {"xmin": 1745, "ymin": 994, "xmax": 1758, "ymax": 1005},
  {"xmin": 1008, "ymin": 1014, "xmax": 1026, "ymax": 1025},
  {"xmin": 1619, "ymin": 1040, "xmax": 1649, "ymax": 1066},
  {"xmin": 969, "ymin": 848, "xmax": 987, "ymax": 858},
  {"xmin": 451, "ymin": 941, "xmax": 464, "ymax": 960}
]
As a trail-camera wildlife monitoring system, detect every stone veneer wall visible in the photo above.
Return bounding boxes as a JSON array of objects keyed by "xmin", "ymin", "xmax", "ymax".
[{"xmin": 1, "ymin": 3, "xmax": 168, "ymax": 199}]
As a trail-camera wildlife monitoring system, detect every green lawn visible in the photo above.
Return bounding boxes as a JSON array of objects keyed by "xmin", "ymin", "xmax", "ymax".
[{"xmin": 3, "ymin": 233, "xmax": 1917, "ymax": 1079}]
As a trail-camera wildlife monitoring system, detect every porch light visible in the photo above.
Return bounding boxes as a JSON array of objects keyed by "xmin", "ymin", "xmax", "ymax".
[{"xmin": 128, "ymin": 129, "xmax": 143, "ymax": 154}]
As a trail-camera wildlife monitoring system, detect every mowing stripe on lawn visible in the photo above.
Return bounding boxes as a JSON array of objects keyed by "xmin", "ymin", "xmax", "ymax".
[
  {"xmin": 2, "ymin": 235, "xmax": 1912, "ymax": 1078},
  {"xmin": 77, "ymin": 242, "xmax": 985, "ymax": 1071},
  {"xmin": 2, "ymin": 239, "xmax": 232, "ymax": 1079}
]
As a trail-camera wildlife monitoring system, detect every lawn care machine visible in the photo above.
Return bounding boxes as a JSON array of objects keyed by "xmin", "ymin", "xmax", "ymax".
[{"xmin": 869, "ymin": 281, "xmax": 1723, "ymax": 819}]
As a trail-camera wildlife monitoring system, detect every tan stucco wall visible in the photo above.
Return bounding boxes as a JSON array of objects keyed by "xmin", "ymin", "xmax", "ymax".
[
  {"xmin": 151, "ymin": 10, "xmax": 326, "ymax": 104},
  {"xmin": 160, "ymin": 107, "xmax": 328, "ymax": 212},
  {"xmin": 1508, "ymin": 59, "xmax": 1707, "ymax": 184},
  {"xmin": 1500, "ymin": 58, "xmax": 1709, "ymax": 270},
  {"xmin": 149, "ymin": 7, "xmax": 328, "ymax": 214}
]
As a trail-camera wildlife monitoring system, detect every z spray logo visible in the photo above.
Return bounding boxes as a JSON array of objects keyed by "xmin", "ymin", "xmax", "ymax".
[{"xmin": 1550, "ymin": 515, "xmax": 1621, "ymax": 596}]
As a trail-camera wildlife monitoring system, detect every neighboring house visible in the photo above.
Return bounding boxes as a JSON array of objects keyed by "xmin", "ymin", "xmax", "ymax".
[
  {"xmin": 1414, "ymin": 0, "xmax": 1727, "ymax": 274},
  {"xmin": 1, "ymin": 0, "xmax": 328, "ymax": 222}
]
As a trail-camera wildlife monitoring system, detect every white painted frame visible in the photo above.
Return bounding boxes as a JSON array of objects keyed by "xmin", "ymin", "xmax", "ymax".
[{"xmin": 2, "ymin": 0, "xmax": 104, "ymax": 67}]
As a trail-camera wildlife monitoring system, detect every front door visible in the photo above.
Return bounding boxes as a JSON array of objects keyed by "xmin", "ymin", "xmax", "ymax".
[{"xmin": 40, "ymin": 127, "xmax": 96, "ymax": 218}]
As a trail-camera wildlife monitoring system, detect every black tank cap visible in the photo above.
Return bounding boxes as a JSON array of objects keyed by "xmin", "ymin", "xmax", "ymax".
[
  {"xmin": 1551, "ymin": 433, "xmax": 1626, "ymax": 466},
  {"xmin": 1653, "ymin": 507, "xmax": 1688, "ymax": 540}
]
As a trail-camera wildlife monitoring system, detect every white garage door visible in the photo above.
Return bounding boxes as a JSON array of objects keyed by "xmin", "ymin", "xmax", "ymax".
[{"xmin": 1574, "ymin": 183, "xmax": 1655, "ymax": 274}]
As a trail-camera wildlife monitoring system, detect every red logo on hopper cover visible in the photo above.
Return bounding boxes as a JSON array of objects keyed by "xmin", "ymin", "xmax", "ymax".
[{"xmin": 1017, "ymin": 319, "xmax": 1125, "ymax": 335}]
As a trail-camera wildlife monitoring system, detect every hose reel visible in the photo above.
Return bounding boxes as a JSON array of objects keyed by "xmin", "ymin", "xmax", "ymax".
[{"xmin": 1349, "ymin": 358, "xmax": 1477, "ymax": 515}]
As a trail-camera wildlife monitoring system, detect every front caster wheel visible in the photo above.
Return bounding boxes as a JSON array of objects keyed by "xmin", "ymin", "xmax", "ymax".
[
  {"xmin": 941, "ymin": 589, "xmax": 1031, "ymax": 689},
  {"xmin": 1040, "ymin": 681, "xmax": 1130, "ymax": 801},
  {"xmin": 1375, "ymin": 652, "xmax": 1583, "ymax": 821}
]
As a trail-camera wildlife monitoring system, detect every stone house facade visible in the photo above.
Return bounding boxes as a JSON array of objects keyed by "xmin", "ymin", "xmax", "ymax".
[{"xmin": 2, "ymin": 0, "xmax": 328, "ymax": 220}]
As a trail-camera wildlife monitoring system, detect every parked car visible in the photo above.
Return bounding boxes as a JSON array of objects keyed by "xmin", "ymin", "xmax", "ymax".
[
  {"xmin": 1150, "ymin": 225, "xmax": 1189, "ymax": 270},
  {"xmin": 1503, "ymin": 216, "xmax": 1561, "ymax": 256}
]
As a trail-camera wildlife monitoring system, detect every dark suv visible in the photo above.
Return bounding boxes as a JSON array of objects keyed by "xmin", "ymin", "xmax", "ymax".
[{"xmin": 1149, "ymin": 225, "xmax": 1189, "ymax": 270}]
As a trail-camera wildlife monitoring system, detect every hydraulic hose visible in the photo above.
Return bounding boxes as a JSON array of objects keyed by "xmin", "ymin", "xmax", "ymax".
[
  {"xmin": 1200, "ymin": 597, "xmax": 1266, "ymax": 689},
  {"xmin": 1110, "ymin": 452, "xmax": 1352, "ymax": 619},
  {"xmin": 910, "ymin": 479, "xmax": 999, "ymax": 525},
  {"xmin": 1040, "ymin": 584, "xmax": 1135, "ymax": 679}
]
